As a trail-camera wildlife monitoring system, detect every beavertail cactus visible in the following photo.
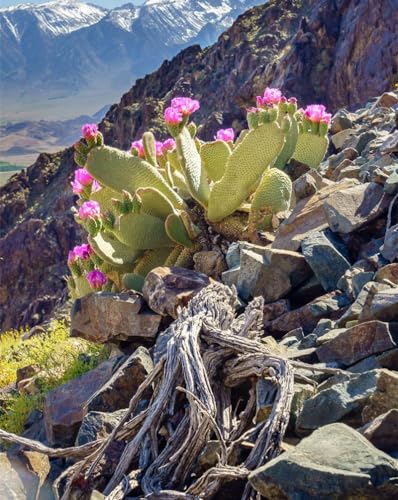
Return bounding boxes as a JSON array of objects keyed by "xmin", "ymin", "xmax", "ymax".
[{"xmin": 68, "ymin": 89, "xmax": 330, "ymax": 297}]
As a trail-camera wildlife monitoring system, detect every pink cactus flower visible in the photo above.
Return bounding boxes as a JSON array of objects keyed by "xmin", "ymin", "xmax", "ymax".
[
  {"xmin": 256, "ymin": 87, "xmax": 283, "ymax": 107},
  {"xmin": 171, "ymin": 97, "xmax": 200, "ymax": 116},
  {"xmin": 82, "ymin": 123, "xmax": 98, "ymax": 140},
  {"xmin": 68, "ymin": 250, "xmax": 77, "ymax": 263},
  {"xmin": 304, "ymin": 104, "xmax": 332, "ymax": 124},
  {"xmin": 155, "ymin": 141, "xmax": 164, "ymax": 157},
  {"xmin": 71, "ymin": 179, "xmax": 84, "ymax": 194},
  {"xmin": 87, "ymin": 269, "xmax": 107, "ymax": 290},
  {"xmin": 75, "ymin": 168, "xmax": 94, "ymax": 186},
  {"xmin": 161, "ymin": 138, "xmax": 176, "ymax": 154},
  {"xmin": 79, "ymin": 200, "xmax": 100, "ymax": 220},
  {"xmin": 215, "ymin": 128, "xmax": 235, "ymax": 142},
  {"xmin": 246, "ymin": 107, "xmax": 261, "ymax": 113},
  {"xmin": 164, "ymin": 107, "xmax": 183, "ymax": 125},
  {"xmin": 131, "ymin": 140, "xmax": 145, "ymax": 157},
  {"xmin": 73, "ymin": 243, "xmax": 93, "ymax": 260},
  {"xmin": 91, "ymin": 180, "xmax": 101, "ymax": 192}
]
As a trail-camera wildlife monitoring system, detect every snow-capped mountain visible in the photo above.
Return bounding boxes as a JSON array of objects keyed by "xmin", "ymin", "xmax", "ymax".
[{"xmin": 0, "ymin": 0, "xmax": 262, "ymax": 121}]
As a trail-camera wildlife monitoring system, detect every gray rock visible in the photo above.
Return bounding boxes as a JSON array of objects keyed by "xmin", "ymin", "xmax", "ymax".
[
  {"xmin": 301, "ymin": 231, "xmax": 351, "ymax": 291},
  {"xmin": 384, "ymin": 168, "xmax": 398, "ymax": 195},
  {"xmin": 71, "ymin": 292, "xmax": 161, "ymax": 343},
  {"xmin": 225, "ymin": 242, "xmax": 240, "ymax": 269},
  {"xmin": 324, "ymin": 182, "xmax": 391, "ymax": 234},
  {"xmin": 330, "ymin": 111, "xmax": 353, "ymax": 134},
  {"xmin": 76, "ymin": 409, "xmax": 126, "ymax": 446},
  {"xmin": 356, "ymin": 130, "xmax": 377, "ymax": 155},
  {"xmin": 380, "ymin": 131, "xmax": 398, "ymax": 154},
  {"xmin": 293, "ymin": 172, "xmax": 318, "ymax": 201},
  {"xmin": 316, "ymin": 321, "xmax": 397, "ymax": 366},
  {"xmin": 364, "ymin": 288, "xmax": 398, "ymax": 322},
  {"xmin": 381, "ymin": 224, "xmax": 398, "ymax": 262},
  {"xmin": 359, "ymin": 409, "xmax": 398, "ymax": 452},
  {"xmin": 312, "ymin": 318, "xmax": 335, "ymax": 337},
  {"xmin": 237, "ymin": 248, "xmax": 311, "ymax": 302},
  {"xmin": 221, "ymin": 266, "xmax": 240, "ymax": 288},
  {"xmin": 280, "ymin": 327, "xmax": 304, "ymax": 348},
  {"xmin": 249, "ymin": 423, "xmax": 398, "ymax": 499}
]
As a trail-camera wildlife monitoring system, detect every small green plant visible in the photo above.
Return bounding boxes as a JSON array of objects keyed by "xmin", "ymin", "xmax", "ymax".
[
  {"xmin": 0, "ymin": 320, "xmax": 109, "ymax": 438},
  {"xmin": 68, "ymin": 89, "xmax": 331, "ymax": 296}
]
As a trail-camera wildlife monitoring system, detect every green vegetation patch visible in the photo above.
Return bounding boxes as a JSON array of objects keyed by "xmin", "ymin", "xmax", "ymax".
[{"xmin": 0, "ymin": 320, "xmax": 109, "ymax": 437}]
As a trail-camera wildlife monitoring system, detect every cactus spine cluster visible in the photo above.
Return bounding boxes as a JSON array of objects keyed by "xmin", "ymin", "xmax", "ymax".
[{"xmin": 68, "ymin": 89, "xmax": 331, "ymax": 297}]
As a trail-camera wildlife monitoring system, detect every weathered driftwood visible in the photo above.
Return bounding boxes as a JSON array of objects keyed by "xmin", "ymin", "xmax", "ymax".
[{"xmin": 1, "ymin": 283, "xmax": 331, "ymax": 499}]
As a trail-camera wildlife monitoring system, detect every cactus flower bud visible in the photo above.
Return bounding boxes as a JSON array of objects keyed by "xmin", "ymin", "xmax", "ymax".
[
  {"xmin": 171, "ymin": 97, "xmax": 200, "ymax": 116},
  {"xmin": 215, "ymin": 128, "xmax": 235, "ymax": 142},
  {"xmin": 155, "ymin": 141, "xmax": 164, "ymax": 157},
  {"xmin": 68, "ymin": 250, "xmax": 77, "ymax": 263},
  {"xmin": 73, "ymin": 243, "xmax": 93, "ymax": 260},
  {"xmin": 82, "ymin": 123, "xmax": 98, "ymax": 140},
  {"xmin": 161, "ymin": 138, "xmax": 176, "ymax": 154},
  {"xmin": 303, "ymin": 104, "xmax": 332, "ymax": 124},
  {"xmin": 164, "ymin": 107, "xmax": 183, "ymax": 125},
  {"xmin": 131, "ymin": 140, "xmax": 145, "ymax": 157},
  {"xmin": 79, "ymin": 200, "xmax": 100, "ymax": 220},
  {"xmin": 87, "ymin": 269, "xmax": 107, "ymax": 290}
]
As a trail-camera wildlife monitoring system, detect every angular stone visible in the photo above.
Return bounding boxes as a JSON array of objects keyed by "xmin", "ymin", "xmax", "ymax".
[
  {"xmin": 0, "ymin": 451, "xmax": 51, "ymax": 500},
  {"xmin": 225, "ymin": 242, "xmax": 240, "ymax": 269},
  {"xmin": 380, "ymin": 131, "xmax": 398, "ymax": 154},
  {"xmin": 237, "ymin": 248, "xmax": 311, "ymax": 302},
  {"xmin": 71, "ymin": 292, "xmax": 161, "ymax": 343},
  {"xmin": 375, "ymin": 263, "xmax": 398, "ymax": 284},
  {"xmin": 323, "ymin": 182, "xmax": 391, "ymax": 234},
  {"xmin": 87, "ymin": 346, "xmax": 153, "ymax": 413},
  {"xmin": 374, "ymin": 92, "xmax": 398, "ymax": 108},
  {"xmin": 363, "ymin": 288, "xmax": 398, "ymax": 322},
  {"xmin": 381, "ymin": 224, "xmax": 398, "ymax": 262},
  {"xmin": 221, "ymin": 266, "xmax": 240, "ymax": 288},
  {"xmin": 362, "ymin": 369, "xmax": 398, "ymax": 423},
  {"xmin": 193, "ymin": 250, "xmax": 227, "ymax": 279},
  {"xmin": 293, "ymin": 172, "xmax": 318, "ymax": 201},
  {"xmin": 272, "ymin": 180, "xmax": 359, "ymax": 251},
  {"xmin": 263, "ymin": 299, "xmax": 290, "ymax": 323},
  {"xmin": 143, "ymin": 266, "xmax": 212, "ymax": 319},
  {"xmin": 265, "ymin": 291, "xmax": 351, "ymax": 337},
  {"xmin": 301, "ymin": 231, "xmax": 351, "ymax": 291},
  {"xmin": 44, "ymin": 357, "xmax": 118, "ymax": 446},
  {"xmin": 331, "ymin": 128, "xmax": 356, "ymax": 149},
  {"xmin": 330, "ymin": 111, "xmax": 353, "ymax": 134},
  {"xmin": 383, "ymin": 168, "xmax": 398, "ymax": 195},
  {"xmin": 359, "ymin": 409, "xmax": 398, "ymax": 452},
  {"xmin": 316, "ymin": 321, "xmax": 397, "ymax": 366},
  {"xmin": 76, "ymin": 409, "xmax": 127, "ymax": 446},
  {"xmin": 249, "ymin": 423, "xmax": 398, "ymax": 499}
]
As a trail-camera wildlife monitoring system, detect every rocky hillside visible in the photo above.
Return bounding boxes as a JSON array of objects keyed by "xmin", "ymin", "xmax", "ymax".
[{"xmin": 1, "ymin": 0, "xmax": 397, "ymax": 331}]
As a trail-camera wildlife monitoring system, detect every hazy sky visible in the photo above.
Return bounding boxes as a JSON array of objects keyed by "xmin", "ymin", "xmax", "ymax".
[{"xmin": 0, "ymin": 1, "xmax": 146, "ymax": 8}]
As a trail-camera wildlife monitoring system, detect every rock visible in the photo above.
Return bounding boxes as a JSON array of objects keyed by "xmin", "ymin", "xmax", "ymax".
[
  {"xmin": 71, "ymin": 292, "xmax": 161, "ymax": 343},
  {"xmin": 292, "ymin": 172, "xmax": 318, "ymax": 201},
  {"xmin": 380, "ymin": 131, "xmax": 398, "ymax": 154},
  {"xmin": 249, "ymin": 423, "xmax": 398, "ymax": 499},
  {"xmin": 221, "ymin": 267, "xmax": 240, "ymax": 288},
  {"xmin": 272, "ymin": 180, "xmax": 359, "ymax": 252},
  {"xmin": 193, "ymin": 250, "xmax": 227, "ymax": 279},
  {"xmin": 359, "ymin": 409, "xmax": 398, "ymax": 452},
  {"xmin": 76, "ymin": 409, "xmax": 127, "ymax": 446},
  {"xmin": 263, "ymin": 299, "xmax": 290, "ymax": 322},
  {"xmin": 265, "ymin": 291, "xmax": 351, "ymax": 337},
  {"xmin": 225, "ymin": 242, "xmax": 240, "ymax": 269},
  {"xmin": 326, "ymin": 148, "xmax": 358, "ymax": 179},
  {"xmin": 356, "ymin": 130, "xmax": 378, "ymax": 155},
  {"xmin": 375, "ymin": 263, "xmax": 398, "ymax": 284},
  {"xmin": 0, "ymin": 451, "xmax": 51, "ymax": 500},
  {"xmin": 362, "ymin": 288, "xmax": 398, "ymax": 322},
  {"xmin": 316, "ymin": 321, "xmax": 397, "ymax": 366},
  {"xmin": 337, "ymin": 259, "xmax": 375, "ymax": 299},
  {"xmin": 86, "ymin": 346, "xmax": 153, "ymax": 414},
  {"xmin": 16, "ymin": 365, "xmax": 40, "ymax": 384},
  {"xmin": 21, "ymin": 325, "xmax": 46, "ymax": 341},
  {"xmin": 330, "ymin": 111, "xmax": 353, "ymax": 134},
  {"xmin": 374, "ymin": 92, "xmax": 398, "ymax": 108},
  {"xmin": 323, "ymin": 182, "xmax": 391, "ymax": 234},
  {"xmin": 301, "ymin": 231, "xmax": 351, "ymax": 291},
  {"xmin": 381, "ymin": 224, "xmax": 398, "ymax": 262},
  {"xmin": 44, "ymin": 355, "xmax": 128, "ymax": 446},
  {"xmin": 384, "ymin": 168, "xmax": 398, "ymax": 195},
  {"xmin": 296, "ymin": 369, "xmax": 398, "ymax": 433},
  {"xmin": 331, "ymin": 128, "xmax": 356, "ymax": 150},
  {"xmin": 237, "ymin": 248, "xmax": 311, "ymax": 302},
  {"xmin": 143, "ymin": 267, "xmax": 212, "ymax": 319},
  {"xmin": 280, "ymin": 327, "xmax": 304, "ymax": 347}
]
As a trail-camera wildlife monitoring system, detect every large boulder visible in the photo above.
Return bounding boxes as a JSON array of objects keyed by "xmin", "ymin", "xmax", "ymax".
[{"xmin": 249, "ymin": 423, "xmax": 398, "ymax": 499}]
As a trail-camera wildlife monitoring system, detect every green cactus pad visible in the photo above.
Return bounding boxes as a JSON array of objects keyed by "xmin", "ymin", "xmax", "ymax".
[
  {"xmin": 112, "ymin": 212, "xmax": 174, "ymax": 249},
  {"xmin": 88, "ymin": 231, "xmax": 141, "ymax": 269},
  {"xmin": 90, "ymin": 187, "xmax": 121, "ymax": 213},
  {"xmin": 210, "ymin": 213, "xmax": 248, "ymax": 241},
  {"xmin": 164, "ymin": 245, "xmax": 184, "ymax": 266},
  {"xmin": 292, "ymin": 132, "xmax": 329, "ymax": 169},
  {"xmin": 207, "ymin": 122, "xmax": 286, "ymax": 222},
  {"xmin": 249, "ymin": 167, "xmax": 292, "ymax": 229},
  {"xmin": 86, "ymin": 145, "xmax": 184, "ymax": 209},
  {"xmin": 176, "ymin": 127, "xmax": 210, "ymax": 207},
  {"xmin": 122, "ymin": 273, "xmax": 145, "ymax": 292},
  {"xmin": 165, "ymin": 212, "xmax": 194, "ymax": 248},
  {"xmin": 274, "ymin": 115, "xmax": 299, "ymax": 169},
  {"xmin": 133, "ymin": 247, "xmax": 174, "ymax": 276},
  {"xmin": 200, "ymin": 140, "xmax": 231, "ymax": 182},
  {"xmin": 136, "ymin": 187, "xmax": 176, "ymax": 219},
  {"xmin": 174, "ymin": 247, "xmax": 194, "ymax": 268},
  {"xmin": 74, "ymin": 275, "xmax": 93, "ymax": 298},
  {"xmin": 142, "ymin": 131, "xmax": 158, "ymax": 167}
]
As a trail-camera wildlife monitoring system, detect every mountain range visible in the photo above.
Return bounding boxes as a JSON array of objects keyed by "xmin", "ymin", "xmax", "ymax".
[
  {"xmin": 0, "ymin": 0, "xmax": 397, "ymax": 331},
  {"xmin": 0, "ymin": 0, "xmax": 262, "ymax": 121}
]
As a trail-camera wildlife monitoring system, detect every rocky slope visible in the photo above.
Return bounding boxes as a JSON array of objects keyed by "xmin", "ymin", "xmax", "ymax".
[{"xmin": 1, "ymin": 0, "xmax": 397, "ymax": 331}]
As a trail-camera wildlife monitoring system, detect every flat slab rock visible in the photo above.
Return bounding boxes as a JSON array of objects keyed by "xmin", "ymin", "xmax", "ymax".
[
  {"xmin": 249, "ymin": 423, "xmax": 398, "ymax": 499},
  {"xmin": 323, "ymin": 182, "xmax": 391, "ymax": 234},
  {"xmin": 359, "ymin": 409, "xmax": 398, "ymax": 452},
  {"xmin": 71, "ymin": 291, "xmax": 161, "ymax": 343},
  {"xmin": 143, "ymin": 266, "xmax": 213, "ymax": 319}
]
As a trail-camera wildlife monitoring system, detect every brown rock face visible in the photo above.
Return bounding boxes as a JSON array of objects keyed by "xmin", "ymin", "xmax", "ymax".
[
  {"xmin": 360, "ymin": 409, "xmax": 398, "ymax": 452},
  {"xmin": 1, "ymin": 0, "xmax": 397, "ymax": 329},
  {"xmin": 143, "ymin": 267, "xmax": 212, "ymax": 319}
]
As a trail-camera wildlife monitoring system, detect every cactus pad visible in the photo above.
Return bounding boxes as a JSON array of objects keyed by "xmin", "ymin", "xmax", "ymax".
[
  {"xmin": 292, "ymin": 132, "xmax": 328, "ymax": 169},
  {"xmin": 200, "ymin": 140, "xmax": 231, "ymax": 182},
  {"xmin": 112, "ymin": 212, "xmax": 173, "ymax": 249}
]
